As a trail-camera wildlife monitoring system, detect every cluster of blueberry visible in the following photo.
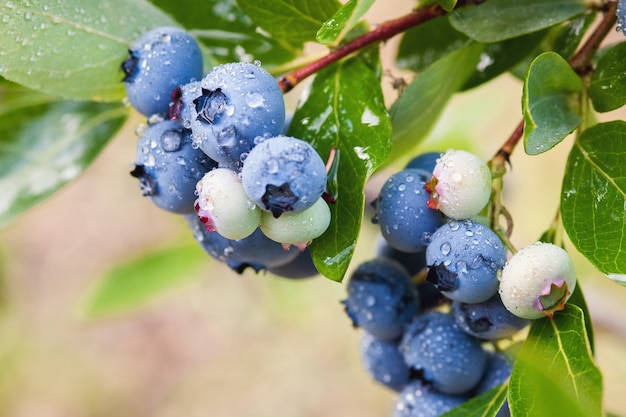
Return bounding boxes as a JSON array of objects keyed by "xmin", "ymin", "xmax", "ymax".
[
  {"xmin": 122, "ymin": 27, "xmax": 328, "ymax": 277},
  {"xmin": 343, "ymin": 150, "xmax": 578, "ymax": 416}
]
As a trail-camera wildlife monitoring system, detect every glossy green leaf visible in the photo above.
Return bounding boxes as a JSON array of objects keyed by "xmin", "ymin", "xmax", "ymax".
[
  {"xmin": 316, "ymin": 0, "xmax": 374, "ymax": 45},
  {"xmin": 83, "ymin": 243, "xmax": 206, "ymax": 318},
  {"xmin": 561, "ymin": 121, "xmax": 626, "ymax": 279},
  {"xmin": 441, "ymin": 383, "xmax": 507, "ymax": 417},
  {"xmin": 509, "ymin": 305, "xmax": 603, "ymax": 417},
  {"xmin": 149, "ymin": 0, "xmax": 297, "ymax": 67},
  {"xmin": 567, "ymin": 283, "xmax": 595, "ymax": 354},
  {"xmin": 523, "ymin": 52, "xmax": 583, "ymax": 155},
  {"xmin": 589, "ymin": 42, "xmax": 626, "ymax": 113},
  {"xmin": 461, "ymin": 29, "xmax": 547, "ymax": 90},
  {"xmin": 396, "ymin": 16, "xmax": 471, "ymax": 73},
  {"xmin": 288, "ymin": 56, "xmax": 392, "ymax": 281},
  {"xmin": 389, "ymin": 43, "xmax": 483, "ymax": 162},
  {"xmin": 509, "ymin": 12, "xmax": 596, "ymax": 80},
  {"xmin": 0, "ymin": 82, "xmax": 128, "ymax": 228},
  {"xmin": 450, "ymin": 0, "xmax": 586, "ymax": 43},
  {"xmin": 0, "ymin": 0, "xmax": 177, "ymax": 101},
  {"xmin": 237, "ymin": 0, "xmax": 341, "ymax": 47}
]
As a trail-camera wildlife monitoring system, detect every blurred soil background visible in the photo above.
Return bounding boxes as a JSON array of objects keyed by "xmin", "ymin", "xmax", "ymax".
[{"xmin": 1, "ymin": 1, "xmax": 626, "ymax": 416}]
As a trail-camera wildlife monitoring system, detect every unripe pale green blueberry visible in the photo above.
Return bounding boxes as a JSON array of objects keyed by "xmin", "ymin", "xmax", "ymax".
[
  {"xmin": 499, "ymin": 242, "xmax": 577, "ymax": 320},
  {"xmin": 195, "ymin": 168, "xmax": 261, "ymax": 240},
  {"xmin": 260, "ymin": 198, "xmax": 331, "ymax": 249},
  {"xmin": 428, "ymin": 149, "xmax": 492, "ymax": 220}
]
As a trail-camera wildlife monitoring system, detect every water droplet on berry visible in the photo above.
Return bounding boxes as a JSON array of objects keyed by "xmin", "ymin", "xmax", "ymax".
[
  {"xmin": 365, "ymin": 295, "xmax": 376, "ymax": 307},
  {"xmin": 440, "ymin": 242, "xmax": 451, "ymax": 255},
  {"xmin": 398, "ymin": 184, "xmax": 406, "ymax": 192},
  {"xmin": 160, "ymin": 129, "xmax": 182, "ymax": 152},
  {"xmin": 245, "ymin": 92, "xmax": 265, "ymax": 108},
  {"xmin": 266, "ymin": 158, "xmax": 279, "ymax": 173}
]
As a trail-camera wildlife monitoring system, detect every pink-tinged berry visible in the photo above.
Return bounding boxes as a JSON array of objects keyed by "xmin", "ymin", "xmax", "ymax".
[
  {"xmin": 499, "ymin": 242, "xmax": 577, "ymax": 320},
  {"xmin": 195, "ymin": 168, "xmax": 261, "ymax": 240},
  {"xmin": 427, "ymin": 149, "xmax": 492, "ymax": 220}
]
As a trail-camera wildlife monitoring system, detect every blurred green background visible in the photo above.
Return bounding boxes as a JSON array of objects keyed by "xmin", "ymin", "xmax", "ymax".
[{"xmin": 1, "ymin": 2, "xmax": 626, "ymax": 415}]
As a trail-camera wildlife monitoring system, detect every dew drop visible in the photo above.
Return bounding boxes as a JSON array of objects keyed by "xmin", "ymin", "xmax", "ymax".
[
  {"xmin": 440, "ymin": 242, "xmax": 451, "ymax": 256},
  {"xmin": 160, "ymin": 129, "xmax": 182, "ymax": 152}
]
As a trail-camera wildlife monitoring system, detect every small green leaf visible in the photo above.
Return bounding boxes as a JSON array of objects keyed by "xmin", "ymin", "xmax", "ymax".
[
  {"xmin": 389, "ymin": 43, "xmax": 483, "ymax": 162},
  {"xmin": 288, "ymin": 55, "xmax": 392, "ymax": 281},
  {"xmin": 0, "ymin": 82, "xmax": 128, "ymax": 228},
  {"xmin": 441, "ymin": 383, "xmax": 508, "ymax": 417},
  {"xmin": 523, "ymin": 52, "xmax": 583, "ymax": 155},
  {"xmin": 561, "ymin": 121, "xmax": 626, "ymax": 278},
  {"xmin": 237, "ymin": 0, "xmax": 341, "ymax": 47},
  {"xmin": 149, "ymin": 0, "xmax": 297, "ymax": 67},
  {"xmin": 0, "ymin": 0, "xmax": 177, "ymax": 101},
  {"xmin": 83, "ymin": 243, "xmax": 206, "ymax": 318},
  {"xmin": 396, "ymin": 16, "xmax": 471, "ymax": 73},
  {"xmin": 316, "ymin": 0, "xmax": 375, "ymax": 45},
  {"xmin": 509, "ymin": 304, "xmax": 603, "ymax": 417},
  {"xmin": 450, "ymin": 0, "xmax": 586, "ymax": 43},
  {"xmin": 589, "ymin": 42, "xmax": 626, "ymax": 113}
]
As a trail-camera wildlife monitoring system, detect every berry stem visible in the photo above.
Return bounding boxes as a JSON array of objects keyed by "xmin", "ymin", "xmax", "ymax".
[{"xmin": 277, "ymin": 3, "xmax": 449, "ymax": 93}]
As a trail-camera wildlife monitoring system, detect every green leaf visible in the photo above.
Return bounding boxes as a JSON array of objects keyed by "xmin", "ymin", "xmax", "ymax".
[
  {"xmin": 509, "ymin": 304, "xmax": 603, "ymax": 417},
  {"xmin": 316, "ymin": 0, "xmax": 374, "ymax": 45},
  {"xmin": 237, "ymin": 0, "xmax": 341, "ymax": 47},
  {"xmin": 288, "ymin": 56, "xmax": 392, "ymax": 281},
  {"xmin": 389, "ymin": 43, "xmax": 483, "ymax": 162},
  {"xmin": 450, "ymin": 0, "xmax": 586, "ymax": 43},
  {"xmin": 461, "ymin": 29, "xmax": 547, "ymax": 91},
  {"xmin": 83, "ymin": 243, "xmax": 206, "ymax": 318},
  {"xmin": 417, "ymin": 0, "xmax": 457, "ymax": 11},
  {"xmin": 0, "ymin": 82, "xmax": 128, "ymax": 228},
  {"xmin": 522, "ymin": 52, "xmax": 583, "ymax": 155},
  {"xmin": 589, "ymin": 42, "xmax": 626, "ymax": 113},
  {"xmin": 441, "ymin": 383, "xmax": 508, "ymax": 417},
  {"xmin": 148, "ymin": 0, "xmax": 297, "ymax": 67},
  {"xmin": 567, "ymin": 282, "xmax": 595, "ymax": 354},
  {"xmin": 0, "ymin": 0, "xmax": 177, "ymax": 101},
  {"xmin": 396, "ymin": 16, "xmax": 471, "ymax": 73},
  {"xmin": 561, "ymin": 121, "xmax": 626, "ymax": 278}
]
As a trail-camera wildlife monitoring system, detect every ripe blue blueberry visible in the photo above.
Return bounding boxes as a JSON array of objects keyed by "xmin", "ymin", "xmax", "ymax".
[
  {"xmin": 452, "ymin": 294, "xmax": 530, "ymax": 340},
  {"xmin": 400, "ymin": 311, "xmax": 487, "ymax": 394},
  {"xmin": 375, "ymin": 168, "xmax": 444, "ymax": 252},
  {"xmin": 122, "ymin": 27, "xmax": 203, "ymax": 117},
  {"xmin": 241, "ymin": 136, "xmax": 327, "ymax": 217},
  {"xmin": 343, "ymin": 259, "xmax": 419, "ymax": 341},
  {"xmin": 394, "ymin": 379, "xmax": 468, "ymax": 417},
  {"xmin": 266, "ymin": 248, "xmax": 319, "ymax": 279},
  {"xmin": 360, "ymin": 332, "xmax": 411, "ymax": 392},
  {"xmin": 178, "ymin": 62, "xmax": 285, "ymax": 166},
  {"xmin": 131, "ymin": 120, "xmax": 216, "ymax": 214},
  {"xmin": 404, "ymin": 151, "xmax": 441, "ymax": 174},
  {"xmin": 426, "ymin": 219, "xmax": 506, "ymax": 304},
  {"xmin": 188, "ymin": 215, "xmax": 299, "ymax": 273},
  {"xmin": 499, "ymin": 242, "xmax": 577, "ymax": 319},
  {"xmin": 618, "ymin": 0, "xmax": 626, "ymax": 36}
]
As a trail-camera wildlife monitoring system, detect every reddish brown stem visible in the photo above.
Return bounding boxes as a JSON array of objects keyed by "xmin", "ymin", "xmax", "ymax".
[{"xmin": 277, "ymin": 3, "xmax": 446, "ymax": 93}]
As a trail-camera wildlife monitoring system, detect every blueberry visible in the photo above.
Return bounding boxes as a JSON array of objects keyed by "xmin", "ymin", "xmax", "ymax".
[
  {"xmin": 428, "ymin": 149, "xmax": 492, "ymax": 220},
  {"xmin": 499, "ymin": 242, "xmax": 577, "ymax": 319},
  {"xmin": 375, "ymin": 168, "xmax": 444, "ymax": 252},
  {"xmin": 179, "ymin": 62, "xmax": 285, "ymax": 166},
  {"xmin": 266, "ymin": 248, "xmax": 319, "ymax": 279},
  {"xmin": 618, "ymin": 0, "xmax": 626, "ymax": 36},
  {"xmin": 360, "ymin": 332, "xmax": 412, "ymax": 392},
  {"xmin": 342, "ymin": 259, "xmax": 419, "ymax": 341},
  {"xmin": 195, "ymin": 168, "xmax": 261, "ymax": 240},
  {"xmin": 123, "ymin": 27, "xmax": 203, "ymax": 117},
  {"xmin": 188, "ymin": 215, "xmax": 299, "ymax": 273},
  {"xmin": 394, "ymin": 379, "xmax": 468, "ymax": 417},
  {"xmin": 404, "ymin": 151, "xmax": 441, "ymax": 174},
  {"xmin": 259, "ymin": 198, "xmax": 330, "ymax": 248},
  {"xmin": 131, "ymin": 120, "xmax": 216, "ymax": 214},
  {"xmin": 242, "ymin": 136, "xmax": 327, "ymax": 217},
  {"xmin": 426, "ymin": 219, "xmax": 506, "ymax": 304},
  {"xmin": 400, "ymin": 311, "xmax": 487, "ymax": 394},
  {"xmin": 452, "ymin": 294, "xmax": 530, "ymax": 340}
]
